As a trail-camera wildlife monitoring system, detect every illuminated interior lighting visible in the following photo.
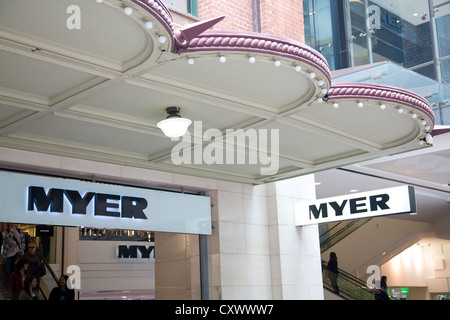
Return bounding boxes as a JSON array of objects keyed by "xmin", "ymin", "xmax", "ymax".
[{"xmin": 157, "ymin": 107, "xmax": 192, "ymax": 138}]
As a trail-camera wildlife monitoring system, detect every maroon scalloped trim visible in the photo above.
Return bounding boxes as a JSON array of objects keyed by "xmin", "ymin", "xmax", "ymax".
[
  {"xmin": 177, "ymin": 30, "xmax": 332, "ymax": 81},
  {"xmin": 325, "ymin": 83, "xmax": 435, "ymax": 124},
  {"xmin": 131, "ymin": 0, "xmax": 174, "ymax": 32},
  {"xmin": 128, "ymin": 2, "xmax": 433, "ymax": 126}
]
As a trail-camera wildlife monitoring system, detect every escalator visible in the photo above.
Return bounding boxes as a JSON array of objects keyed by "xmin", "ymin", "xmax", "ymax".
[
  {"xmin": 38, "ymin": 252, "xmax": 61, "ymax": 300},
  {"xmin": 0, "ymin": 246, "xmax": 61, "ymax": 300},
  {"xmin": 320, "ymin": 219, "xmax": 377, "ymax": 300},
  {"xmin": 320, "ymin": 218, "xmax": 371, "ymax": 253},
  {"xmin": 322, "ymin": 259, "xmax": 375, "ymax": 300}
]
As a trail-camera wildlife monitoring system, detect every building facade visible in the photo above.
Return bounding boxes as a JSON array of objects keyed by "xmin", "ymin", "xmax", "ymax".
[
  {"xmin": 303, "ymin": 0, "xmax": 450, "ymax": 125},
  {"xmin": 0, "ymin": 0, "xmax": 446, "ymax": 301}
]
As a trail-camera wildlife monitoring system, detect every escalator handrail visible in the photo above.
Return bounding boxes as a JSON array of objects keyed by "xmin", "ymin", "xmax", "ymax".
[
  {"xmin": 36, "ymin": 246, "xmax": 59, "ymax": 300},
  {"xmin": 322, "ymin": 260, "xmax": 373, "ymax": 294},
  {"xmin": 321, "ymin": 260, "xmax": 397, "ymax": 300},
  {"xmin": 320, "ymin": 218, "xmax": 371, "ymax": 249}
]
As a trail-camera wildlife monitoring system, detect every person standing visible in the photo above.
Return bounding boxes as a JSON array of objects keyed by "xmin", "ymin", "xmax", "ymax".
[
  {"xmin": 22, "ymin": 241, "xmax": 46, "ymax": 291},
  {"xmin": 8, "ymin": 257, "xmax": 29, "ymax": 300},
  {"xmin": 1, "ymin": 224, "xmax": 25, "ymax": 282},
  {"xmin": 374, "ymin": 276, "xmax": 390, "ymax": 300},
  {"xmin": 326, "ymin": 252, "xmax": 339, "ymax": 295}
]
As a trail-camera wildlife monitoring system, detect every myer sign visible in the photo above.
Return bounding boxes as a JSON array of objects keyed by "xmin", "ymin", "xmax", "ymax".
[
  {"xmin": 295, "ymin": 186, "xmax": 416, "ymax": 226},
  {"xmin": 0, "ymin": 171, "xmax": 211, "ymax": 235}
]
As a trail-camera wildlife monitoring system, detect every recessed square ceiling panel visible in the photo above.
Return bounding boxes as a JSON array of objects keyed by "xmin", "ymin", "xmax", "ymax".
[
  {"xmin": 13, "ymin": 115, "xmax": 170, "ymax": 156},
  {"xmin": 76, "ymin": 82, "xmax": 261, "ymax": 131},
  {"xmin": 262, "ymin": 121, "xmax": 364, "ymax": 162},
  {"xmin": 0, "ymin": 51, "xmax": 97, "ymax": 100}
]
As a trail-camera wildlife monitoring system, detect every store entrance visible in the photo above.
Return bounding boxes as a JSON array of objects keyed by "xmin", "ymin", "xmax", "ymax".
[
  {"xmin": 0, "ymin": 223, "xmax": 158, "ymax": 300},
  {"xmin": 0, "ymin": 223, "xmax": 59, "ymax": 300},
  {"xmin": 0, "ymin": 171, "xmax": 211, "ymax": 300}
]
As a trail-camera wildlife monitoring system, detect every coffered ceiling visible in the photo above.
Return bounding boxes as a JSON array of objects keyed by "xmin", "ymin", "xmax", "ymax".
[{"xmin": 0, "ymin": 0, "xmax": 435, "ymax": 184}]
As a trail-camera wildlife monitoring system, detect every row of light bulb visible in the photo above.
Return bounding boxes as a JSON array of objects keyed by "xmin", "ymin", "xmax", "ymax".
[
  {"xmin": 187, "ymin": 55, "xmax": 327, "ymax": 91},
  {"xmin": 187, "ymin": 55, "xmax": 317, "ymax": 75},
  {"xmin": 324, "ymin": 99, "xmax": 431, "ymax": 131},
  {"xmin": 95, "ymin": 1, "xmax": 167, "ymax": 44}
]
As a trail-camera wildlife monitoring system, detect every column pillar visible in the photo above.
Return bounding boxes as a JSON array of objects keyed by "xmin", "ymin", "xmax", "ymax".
[{"xmin": 267, "ymin": 175, "xmax": 324, "ymax": 299}]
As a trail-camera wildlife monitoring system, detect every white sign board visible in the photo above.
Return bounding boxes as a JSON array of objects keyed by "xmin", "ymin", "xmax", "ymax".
[
  {"xmin": 0, "ymin": 171, "xmax": 211, "ymax": 235},
  {"xmin": 295, "ymin": 186, "xmax": 416, "ymax": 226}
]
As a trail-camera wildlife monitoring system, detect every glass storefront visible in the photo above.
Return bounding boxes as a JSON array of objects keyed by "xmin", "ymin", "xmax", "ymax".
[
  {"xmin": 303, "ymin": 0, "xmax": 450, "ymax": 84},
  {"xmin": 303, "ymin": 0, "xmax": 450, "ymax": 125}
]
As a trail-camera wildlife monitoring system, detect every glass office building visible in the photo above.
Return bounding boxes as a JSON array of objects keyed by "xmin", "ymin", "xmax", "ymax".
[{"xmin": 303, "ymin": 0, "xmax": 450, "ymax": 124}]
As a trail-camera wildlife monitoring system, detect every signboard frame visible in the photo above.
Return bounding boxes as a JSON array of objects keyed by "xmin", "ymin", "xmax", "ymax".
[
  {"xmin": 295, "ymin": 185, "xmax": 416, "ymax": 226},
  {"xmin": 0, "ymin": 171, "xmax": 211, "ymax": 235}
]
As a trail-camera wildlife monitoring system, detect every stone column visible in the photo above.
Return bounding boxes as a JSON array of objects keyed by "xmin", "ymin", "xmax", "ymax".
[{"xmin": 267, "ymin": 175, "xmax": 324, "ymax": 299}]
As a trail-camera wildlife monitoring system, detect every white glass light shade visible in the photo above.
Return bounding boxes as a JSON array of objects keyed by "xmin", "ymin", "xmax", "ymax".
[{"xmin": 157, "ymin": 117, "xmax": 192, "ymax": 138}]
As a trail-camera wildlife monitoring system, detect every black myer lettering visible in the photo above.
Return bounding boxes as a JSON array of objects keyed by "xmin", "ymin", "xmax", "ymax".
[
  {"xmin": 309, "ymin": 203, "xmax": 327, "ymax": 219},
  {"xmin": 118, "ymin": 245, "xmax": 155, "ymax": 258},
  {"xmin": 329, "ymin": 200, "xmax": 347, "ymax": 216},
  {"xmin": 309, "ymin": 193, "xmax": 390, "ymax": 220},
  {"xmin": 28, "ymin": 187, "xmax": 64, "ymax": 212},
  {"xmin": 350, "ymin": 197, "xmax": 367, "ymax": 214},
  {"xmin": 121, "ymin": 196, "xmax": 148, "ymax": 220},
  {"xmin": 95, "ymin": 193, "xmax": 120, "ymax": 217},
  {"xmin": 27, "ymin": 186, "xmax": 148, "ymax": 219},
  {"xmin": 64, "ymin": 190, "xmax": 95, "ymax": 214},
  {"xmin": 370, "ymin": 194, "xmax": 390, "ymax": 211}
]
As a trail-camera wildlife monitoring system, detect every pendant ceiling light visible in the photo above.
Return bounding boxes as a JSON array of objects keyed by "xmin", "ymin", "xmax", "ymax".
[{"xmin": 157, "ymin": 107, "xmax": 192, "ymax": 138}]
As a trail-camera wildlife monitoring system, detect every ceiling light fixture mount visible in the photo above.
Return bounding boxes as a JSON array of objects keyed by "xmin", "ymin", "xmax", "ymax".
[{"xmin": 157, "ymin": 107, "xmax": 192, "ymax": 138}]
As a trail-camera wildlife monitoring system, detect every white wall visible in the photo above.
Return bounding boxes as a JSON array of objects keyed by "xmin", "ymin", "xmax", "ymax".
[
  {"xmin": 322, "ymin": 217, "xmax": 433, "ymax": 280},
  {"xmin": 77, "ymin": 240, "xmax": 155, "ymax": 292},
  {"xmin": 381, "ymin": 240, "xmax": 450, "ymax": 298}
]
